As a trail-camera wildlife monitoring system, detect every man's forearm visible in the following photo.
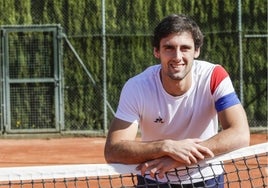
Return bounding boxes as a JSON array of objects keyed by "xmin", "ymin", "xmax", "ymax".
[
  {"xmin": 104, "ymin": 140, "xmax": 166, "ymax": 164},
  {"xmin": 105, "ymin": 138, "xmax": 214, "ymax": 165},
  {"xmin": 200, "ymin": 127, "xmax": 250, "ymax": 156}
]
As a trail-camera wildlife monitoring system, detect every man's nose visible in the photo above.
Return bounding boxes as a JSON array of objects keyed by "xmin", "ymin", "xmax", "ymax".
[{"xmin": 173, "ymin": 49, "xmax": 183, "ymax": 61}]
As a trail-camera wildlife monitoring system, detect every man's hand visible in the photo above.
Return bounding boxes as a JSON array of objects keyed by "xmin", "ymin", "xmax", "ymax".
[
  {"xmin": 136, "ymin": 139, "xmax": 214, "ymax": 179},
  {"xmin": 162, "ymin": 139, "xmax": 214, "ymax": 165},
  {"xmin": 136, "ymin": 156, "xmax": 183, "ymax": 179}
]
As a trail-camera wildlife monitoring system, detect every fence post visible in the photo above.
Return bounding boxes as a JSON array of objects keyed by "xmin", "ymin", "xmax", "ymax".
[
  {"xmin": 238, "ymin": 0, "xmax": 244, "ymax": 105},
  {"xmin": 102, "ymin": 0, "xmax": 108, "ymax": 134}
]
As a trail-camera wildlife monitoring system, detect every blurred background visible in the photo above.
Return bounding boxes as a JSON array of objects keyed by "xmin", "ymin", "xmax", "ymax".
[{"xmin": 0, "ymin": 0, "xmax": 267, "ymax": 136}]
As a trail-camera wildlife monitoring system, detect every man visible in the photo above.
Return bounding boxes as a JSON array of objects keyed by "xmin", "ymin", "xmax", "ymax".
[{"xmin": 104, "ymin": 14, "xmax": 250, "ymax": 187}]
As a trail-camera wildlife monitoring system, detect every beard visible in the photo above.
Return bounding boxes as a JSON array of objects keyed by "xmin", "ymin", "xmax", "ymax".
[{"xmin": 167, "ymin": 63, "xmax": 192, "ymax": 81}]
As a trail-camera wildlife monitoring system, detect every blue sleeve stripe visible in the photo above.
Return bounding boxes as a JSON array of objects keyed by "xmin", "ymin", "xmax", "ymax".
[{"xmin": 215, "ymin": 92, "xmax": 241, "ymax": 112}]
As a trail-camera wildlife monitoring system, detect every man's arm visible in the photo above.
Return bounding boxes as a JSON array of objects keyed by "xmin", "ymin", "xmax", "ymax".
[
  {"xmin": 104, "ymin": 118, "xmax": 213, "ymax": 165},
  {"xmin": 104, "ymin": 118, "xmax": 165, "ymax": 164},
  {"xmin": 136, "ymin": 104, "xmax": 250, "ymax": 177},
  {"xmin": 200, "ymin": 103, "xmax": 250, "ymax": 155}
]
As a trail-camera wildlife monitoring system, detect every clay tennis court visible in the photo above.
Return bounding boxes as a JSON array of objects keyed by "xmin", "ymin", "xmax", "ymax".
[
  {"xmin": 0, "ymin": 134, "xmax": 266, "ymax": 167},
  {"xmin": 0, "ymin": 133, "xmax": 266, "ymax": 187}
]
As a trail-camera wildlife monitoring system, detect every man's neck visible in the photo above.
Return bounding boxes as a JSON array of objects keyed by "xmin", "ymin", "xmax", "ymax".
[{"xmin": 160, "ymin": 71, "xmax": 192, "ymax": 97}]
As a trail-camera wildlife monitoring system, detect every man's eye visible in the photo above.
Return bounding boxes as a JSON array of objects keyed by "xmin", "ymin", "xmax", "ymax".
[
  {"xmin": 165, "ymin": 46, "xmax": 173, "ymax": 51},
  {"xmin": 181, "ymin": 46, "xmax": 191, "ymax": 51}
]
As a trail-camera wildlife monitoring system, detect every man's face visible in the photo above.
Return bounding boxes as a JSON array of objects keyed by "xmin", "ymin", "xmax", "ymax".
[{"xmin": 154, "ymin": 31, "xmax": 200, "ymax": 81}]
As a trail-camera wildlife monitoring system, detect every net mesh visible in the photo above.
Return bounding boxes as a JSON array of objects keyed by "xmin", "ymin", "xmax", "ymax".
[{"xmin": 0, "ymin": 143, "xmax": 267, "ymax": 188}]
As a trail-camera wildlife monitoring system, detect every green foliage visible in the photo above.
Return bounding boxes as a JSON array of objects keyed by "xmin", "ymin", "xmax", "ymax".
[
  {"xmin": 0, "ymin": 0, "xmax": 16, "ymax": 24},
  {"xmin": 0, "ymin": 0, "xmax": 266, "ymax": 130}
]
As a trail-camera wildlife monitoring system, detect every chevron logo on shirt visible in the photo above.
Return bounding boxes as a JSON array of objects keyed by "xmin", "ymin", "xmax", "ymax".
[{"xmin": 154, "ymin": 116, "xmax": 164, "ymax": 123}]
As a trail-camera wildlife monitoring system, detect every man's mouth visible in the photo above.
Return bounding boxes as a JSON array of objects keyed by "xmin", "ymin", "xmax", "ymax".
[{"xmin": 170, "ymin": 63, "xmax": 185, "ymax": 70}]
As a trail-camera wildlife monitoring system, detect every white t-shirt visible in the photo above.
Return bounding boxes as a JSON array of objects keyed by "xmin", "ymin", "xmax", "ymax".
[{"xmin": 115, "ymin": 60, "xmax": 240, "ymax": 183}]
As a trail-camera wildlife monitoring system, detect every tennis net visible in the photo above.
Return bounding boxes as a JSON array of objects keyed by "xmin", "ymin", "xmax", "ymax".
[{"xmin": 0, "ymin": 142, "xmax": 267, "ymax": 188}]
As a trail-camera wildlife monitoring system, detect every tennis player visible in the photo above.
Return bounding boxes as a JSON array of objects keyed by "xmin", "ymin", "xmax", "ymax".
[{"xmin": 104, "ymin": 14, "xmax": 250, "ymax": 188}]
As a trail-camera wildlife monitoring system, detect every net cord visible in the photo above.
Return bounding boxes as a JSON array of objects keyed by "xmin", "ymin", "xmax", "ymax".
[{"xmin": 0, "ymin": 142, "xmax": 267, "ymax": 181}]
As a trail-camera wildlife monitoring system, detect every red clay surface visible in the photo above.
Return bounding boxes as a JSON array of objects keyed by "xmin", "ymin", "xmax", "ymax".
[
  {"xmin": 0, "ymin": 134, "xmax": 266, "ymax": 188},
  {"xmin": 0, "ymin": 134, "xmax": 266, "ymax": 167}
]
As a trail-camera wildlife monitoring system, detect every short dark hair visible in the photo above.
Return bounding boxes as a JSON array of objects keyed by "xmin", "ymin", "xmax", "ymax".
[{"xmin": 152, "ymin": 14, "xmax": 204, "ymax": 50}]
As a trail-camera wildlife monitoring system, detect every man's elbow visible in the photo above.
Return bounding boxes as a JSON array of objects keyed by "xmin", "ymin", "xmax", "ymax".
[
  {"xmin": 104, "ymin": 155, "xmax": 113, "ymax": 163},
  {"xmin": 104, "ymin": 145, "xmax": 116, "ymax": 163},
  {"xmin": 241, "ymin": 133, "xmax": 250, "ymax": 148},
  {"xmin": 239, "ymin": 126, "xmax": 250, "ymax": 147}
]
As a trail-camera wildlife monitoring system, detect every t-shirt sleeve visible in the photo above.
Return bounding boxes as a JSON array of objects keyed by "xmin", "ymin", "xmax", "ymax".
[
  {"xmin": 115, "ymin": 79, "xmax": 141, "ymax": 124},
  {"xmin": 210, "ymin": 65, "xmax": 241, "ymax": 112}
]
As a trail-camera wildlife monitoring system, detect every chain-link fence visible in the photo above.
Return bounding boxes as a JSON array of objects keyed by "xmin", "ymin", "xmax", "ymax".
[{"xmin": 0, "ymin": 0, "xmax": 267, "ymax": 135}]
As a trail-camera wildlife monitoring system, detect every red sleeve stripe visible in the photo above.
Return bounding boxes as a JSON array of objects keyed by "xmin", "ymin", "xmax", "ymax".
[{"xmin": 210, "ymin": 66, "xmax": 229, "ymax": 95}]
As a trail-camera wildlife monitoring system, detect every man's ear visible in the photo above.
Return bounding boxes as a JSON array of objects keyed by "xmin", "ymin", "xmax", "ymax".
[
  {"xmin": 194, "ymin": 48, "xmax": 200, "ymax": 58},
  {"xmin": 153, "ymin": 47, "xmax": 160, "ymax": 58}
]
